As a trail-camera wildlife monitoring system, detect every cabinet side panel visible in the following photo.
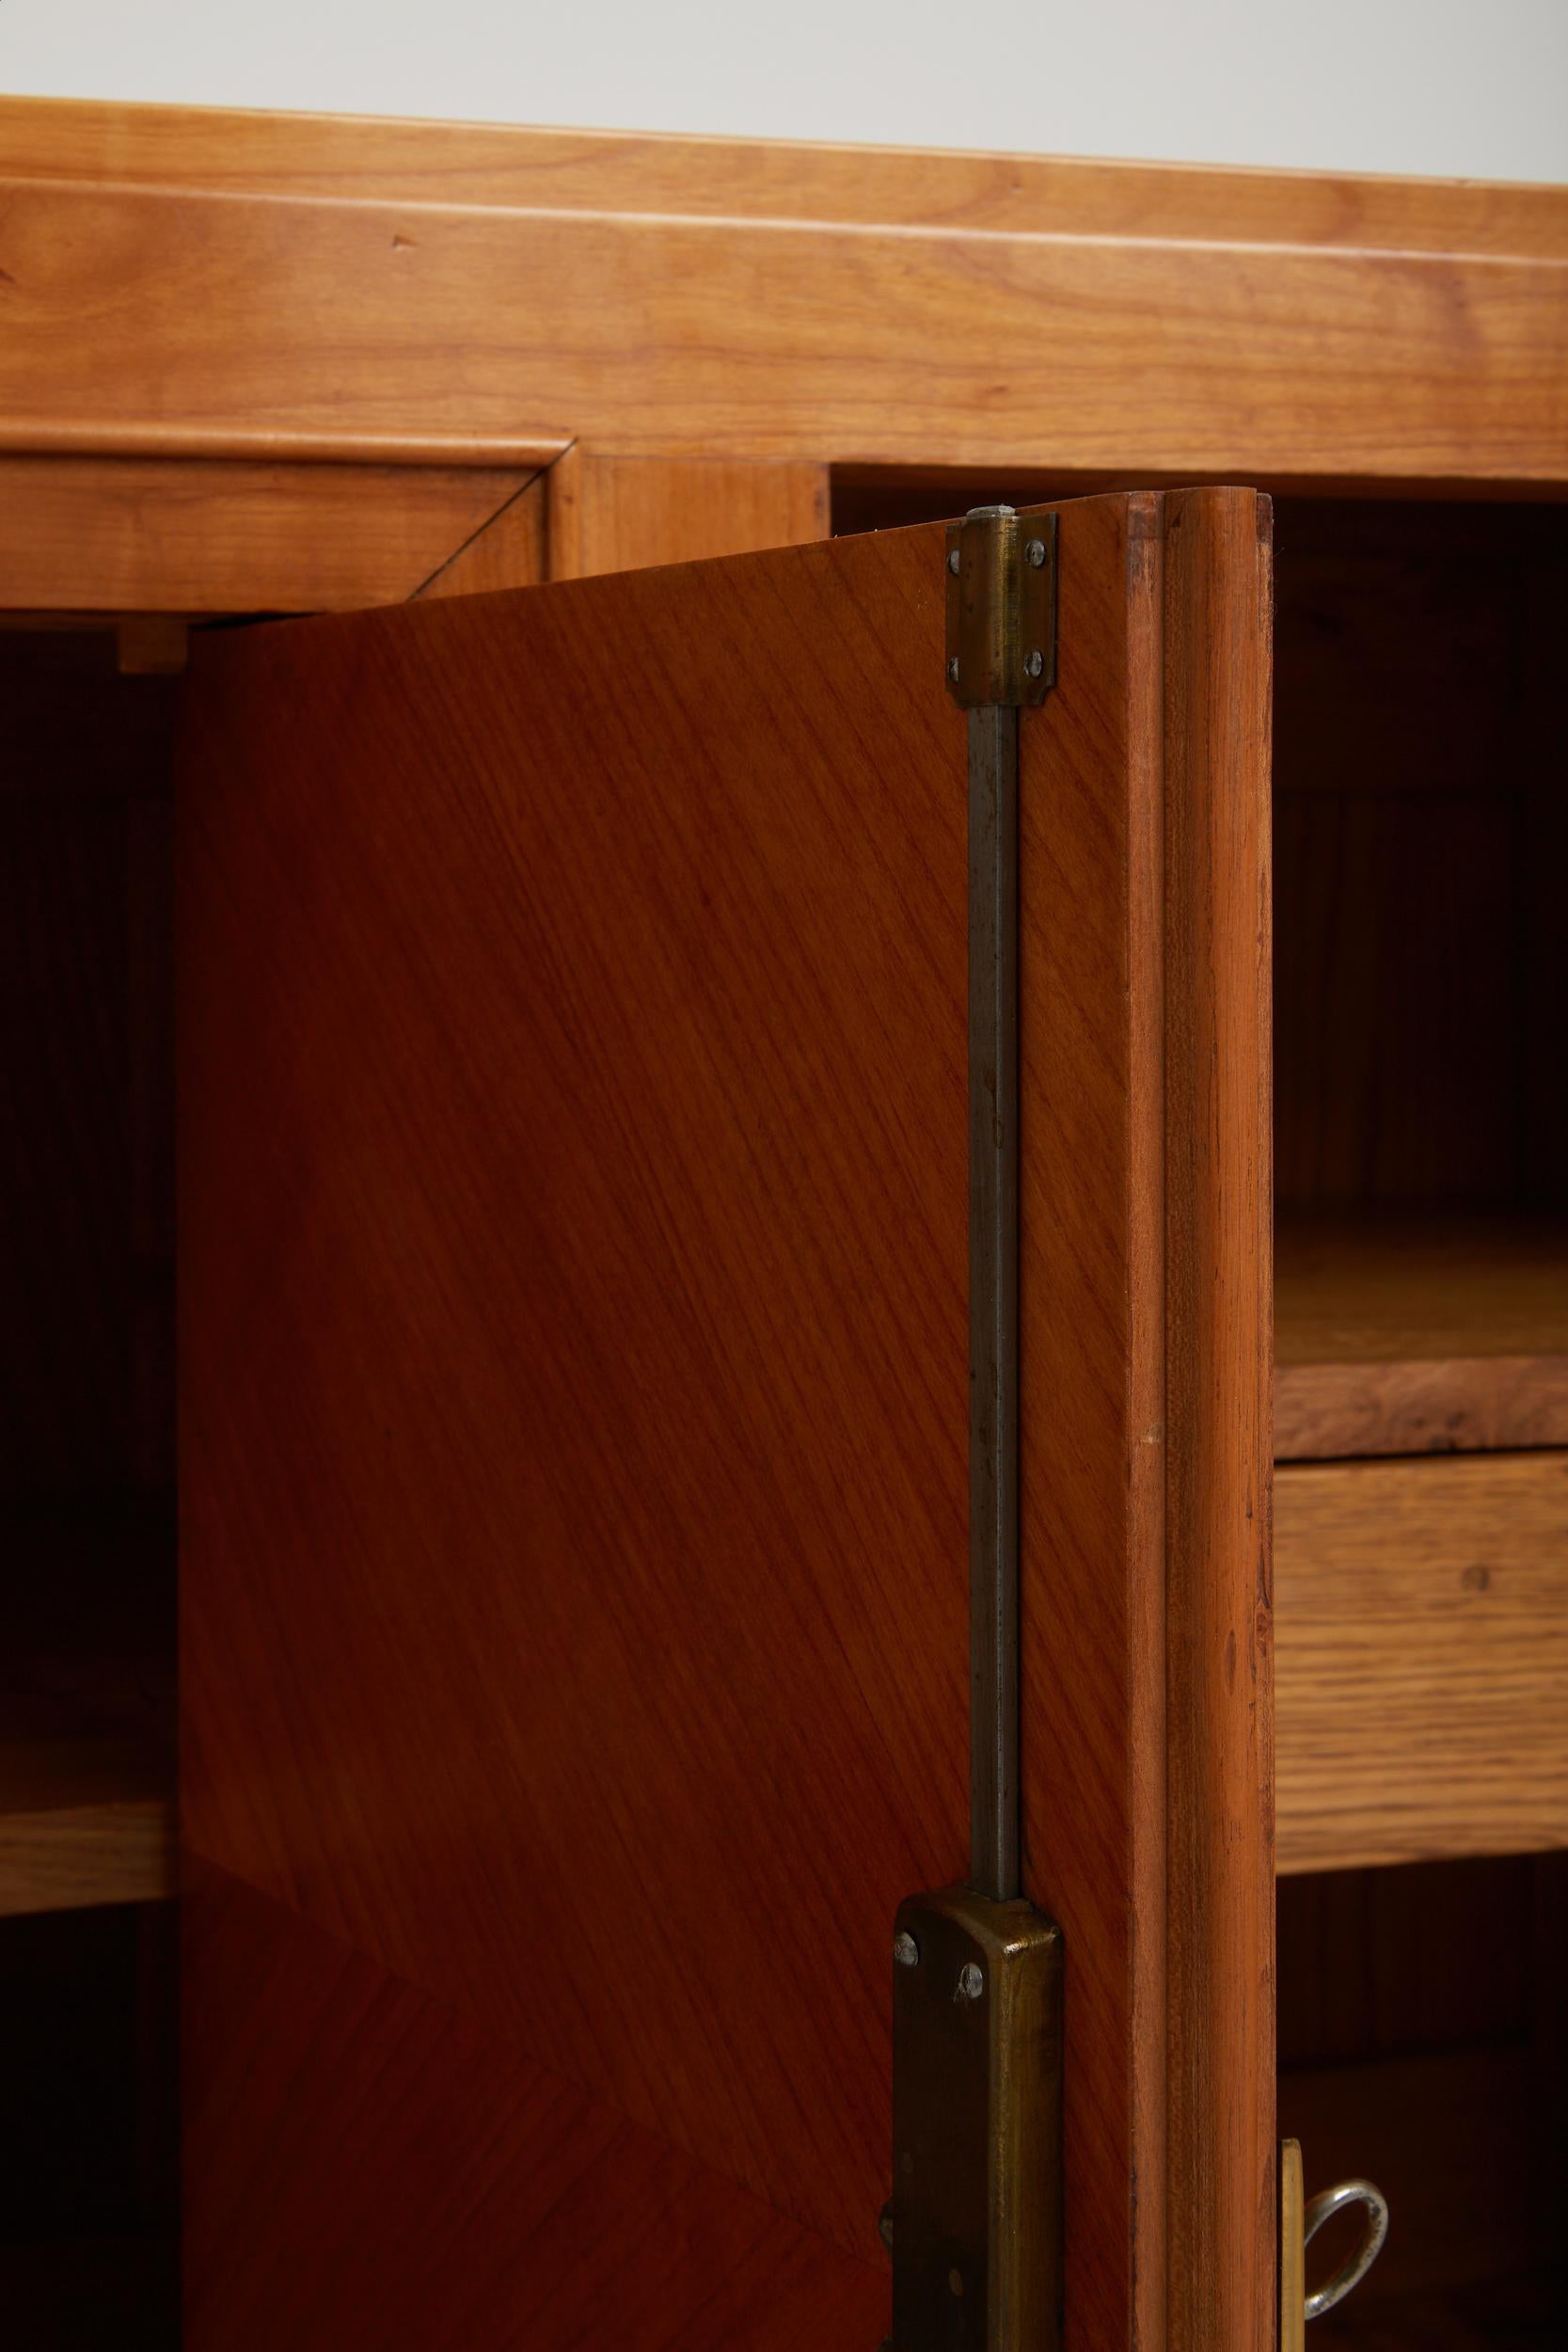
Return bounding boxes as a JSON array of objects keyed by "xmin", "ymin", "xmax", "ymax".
[
  {"xmin": 1017, "ymin": 491, "xmax": 1167, "ymax": 2352},
  {"xmin": 1162, "ymin": 487, "xmax": 1275, "ymax": 2352}
]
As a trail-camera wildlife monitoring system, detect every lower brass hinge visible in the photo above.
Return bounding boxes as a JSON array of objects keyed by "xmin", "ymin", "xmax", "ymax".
[{"xmin": 883, "ymin": 1888, "xmax": 1062, "ymax": 2352}]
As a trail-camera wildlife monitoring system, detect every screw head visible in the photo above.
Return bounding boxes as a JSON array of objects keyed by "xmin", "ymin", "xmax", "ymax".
[
  {"xmin": 946, "ymin": 656, "xmax": 960, "ymax": 685},
  {"xmin": 894, "ymin": 1930, "xmax": 921, "ymax": 1967},
  {"xmin": 958, "ymin": 1961, "xmax": 985, "ymax": 2001},
  {"xmin": 1025, "ymin": 536, "xmax": 1047, "ymax": 567},
  {"xmin": 947, "ymin": 546, "xmax": 961, "ymax": 575},
  {"xmin": 879, "ymin": 2201, "xmax": 895, "ymax": 2250},
  {"xmin": 1024, "ymin": 649, "xmax": 1045, "ymax": 679},
  {"xmin": 948, "ymin": 2267, "xmax": 965, "ymax": 2296}
]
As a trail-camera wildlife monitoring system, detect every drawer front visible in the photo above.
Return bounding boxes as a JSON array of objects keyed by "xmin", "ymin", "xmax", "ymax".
[{"xmin": 1276, "ymin": 1451, "xmax": 1568, "ymax": 1874}]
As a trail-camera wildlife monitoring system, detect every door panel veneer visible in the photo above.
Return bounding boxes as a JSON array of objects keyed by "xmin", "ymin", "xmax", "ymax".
[
  {"xmin": 180, "ymin": 490, "xmax": 1272, "ymax": 2347},
  {"xmin": 185, "ymin": 1862, "xmax": 885, "ymax": 2351}
]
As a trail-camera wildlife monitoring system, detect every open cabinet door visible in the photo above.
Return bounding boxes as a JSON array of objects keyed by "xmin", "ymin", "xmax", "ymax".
[{"xmin": 178, "ymin": 489, "xmax": 1274, "ymax": 2352}]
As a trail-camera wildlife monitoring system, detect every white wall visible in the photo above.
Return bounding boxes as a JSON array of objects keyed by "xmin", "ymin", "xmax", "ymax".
[{"xmin": 3, "ymin": 0, "xmax": 1565, "ymax": 184}]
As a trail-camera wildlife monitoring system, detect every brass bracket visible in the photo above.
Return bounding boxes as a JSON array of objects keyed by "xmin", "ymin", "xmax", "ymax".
[
  {"xmin": 887, "ymin": 1887, "xmax": 1063, "ymax": 2352},
  {"xmin": 944, "ymin": 507, "xmax": 1057, "ymax": 708},
  {"xmin": 1281, "ymin": 2139, "xmax": 1307, "ymax": 2352},
  {"xmin": 886, "ymin": 502, "xmax": 1062, "ymax": 2350}
]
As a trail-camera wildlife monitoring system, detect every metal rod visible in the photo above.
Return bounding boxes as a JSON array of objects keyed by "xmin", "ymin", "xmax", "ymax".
[{"xmin": 968, "ymin": 699, "xmax": 1021, "ymax": 1903}]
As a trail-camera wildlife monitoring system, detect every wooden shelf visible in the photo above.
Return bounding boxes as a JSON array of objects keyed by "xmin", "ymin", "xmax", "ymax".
[
  {"xmin": 0, "ymin": 1502, "xmax": 175, "ymax": 1917},
  {"xmin": 1275, "ymin": 1451, "xmax": 1568, "ymax": 1874},
  {"xmin": 1275, "ymin": 1213, "xmax": 1568, "ymax": 1461}
]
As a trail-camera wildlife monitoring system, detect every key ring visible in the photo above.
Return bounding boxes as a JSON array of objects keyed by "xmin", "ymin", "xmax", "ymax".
[{"xmin": 1304, "ymin": 2178, "xmax": 1389, "ymax": 2319}]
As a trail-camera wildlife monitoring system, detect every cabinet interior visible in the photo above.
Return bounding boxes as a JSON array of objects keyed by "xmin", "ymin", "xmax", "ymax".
[
  {"xmin": 6, "ymin": 479, "xmax": 1566, "ymax": 2342},
  {"xmin": 837, "ymin": 476, "xmax": 1568, "ymax": 2344},
  {"xmin": 836, "ymin": 480, "xmax": 1568, "ymax": 1466},
  {"xmin": 1277, "ymin": 1853, "xmax": 1568, "ymax": 2349},
  {"xmin": 2, "ymin": 627, "xmax": 179, "ymax": 2345}
]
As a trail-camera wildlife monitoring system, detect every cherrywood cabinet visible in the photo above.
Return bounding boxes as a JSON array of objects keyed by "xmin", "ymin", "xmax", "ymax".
[{"xmin": 2, "ymin": 92, "xmax": 1565, "ymax": 2352}]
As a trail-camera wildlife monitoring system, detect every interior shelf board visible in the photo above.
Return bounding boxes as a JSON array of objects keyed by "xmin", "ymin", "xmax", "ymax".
[
  {"xmin": 1275, "ymin": 1212, "xmax": 1568, "ymax": 1461},
  {"xmin": 0, "ymin": 1502, "xmax": 175, "ymax": 1917}
]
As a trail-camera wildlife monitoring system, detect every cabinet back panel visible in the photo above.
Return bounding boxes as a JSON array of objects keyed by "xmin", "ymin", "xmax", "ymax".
[
  {"xmin": 1270, "ymin": 501, "xmax": 1568, "ymax": 1214},
  {"xmin": 0, "ymin": 633, "xmax": 176, "ymax": 1501}
]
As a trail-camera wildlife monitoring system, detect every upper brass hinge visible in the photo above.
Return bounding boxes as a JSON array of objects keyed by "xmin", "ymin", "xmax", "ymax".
[{"xmin": 944, "ymin": 507, "xmax": 1057, "ymax": 708}]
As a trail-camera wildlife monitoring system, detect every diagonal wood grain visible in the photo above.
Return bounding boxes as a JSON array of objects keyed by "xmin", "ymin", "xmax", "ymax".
[
  {"xmin": 180, "ymin": 492, "xmax": 1273, "ymax": 2348},
  {"xmin": 184, "ymin": 1859, "xmax": 887, "ymax": 2351},
  {"xmin": 181, "ymin": 520, "xmax": 976, "ymax": 2271}
]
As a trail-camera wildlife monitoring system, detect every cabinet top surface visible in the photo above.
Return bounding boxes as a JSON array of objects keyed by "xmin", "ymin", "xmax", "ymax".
[
  {"xmin": 6, "ymin": 91, "xmax": 1566, "ymax": 254},
  {"xmin": 3, "ymin": 93, "xmax": 1565, "ymax": 485}
]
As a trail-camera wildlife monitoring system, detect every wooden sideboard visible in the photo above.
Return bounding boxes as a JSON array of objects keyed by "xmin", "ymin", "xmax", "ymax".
[{"xmin": 2, "ymin": 93, "xmax": 1566, "ymax": 2352}]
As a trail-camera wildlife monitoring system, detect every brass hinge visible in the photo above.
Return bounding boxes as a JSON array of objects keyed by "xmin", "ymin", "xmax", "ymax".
[
  {"xmin": 885, "ymin": 1890, "xmax": 1062, "ymax": 2352},
  {"xmin": 881, "ymin": 506, "xmax": 1062, "ymax": 2352},
  {"xmin": 944, "ymin": 507, "xmax": 1057, "ymax": 708}
]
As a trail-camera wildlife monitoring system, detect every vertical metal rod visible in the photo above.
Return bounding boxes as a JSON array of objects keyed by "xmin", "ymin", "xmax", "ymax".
[{"xmin": 968, "ymin": 700, "xmax": 1021, "ymax": 1903}]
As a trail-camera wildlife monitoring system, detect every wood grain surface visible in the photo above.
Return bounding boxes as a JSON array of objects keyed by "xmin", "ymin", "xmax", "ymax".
[
  {"xmin": 0, "ymin": 454, "xmax": 541, "ymax": 613},
  {"xmin": 180, "ymin": 492, "xmax": 1273, "ymax": 2346},
  {"xmin": 1158, "ymin": 488, "xmax": 1275, "ymax": 2351},
  {"xmin": 8, "ymin": 95, "xmax": 1565, "ymax": 256},
  {"xmin": 185, "ymin": 1860, "xmax": 885, "ymax": 2351},
  {"xmin": 1276, "ymin": 1215, "xmax": 1568, "ymax": 1460},
  {"xmin": 0, "ymin": 1775, "xmax": 171, "ymax": 1917},
  {"xmin": 3, "ymin": 101, "xmax": 1565, "ymax": 481},
  {"xmin": 546, "ymin": 451, "xmax": 830, "ymax": 580},
  {"xmin": 412, "ymin": 472, "xmax": 547, "ymax": 599},
  {"xmin": 1275, "ymin": 1452, "xmax": 1568, "ymax": 1873}
]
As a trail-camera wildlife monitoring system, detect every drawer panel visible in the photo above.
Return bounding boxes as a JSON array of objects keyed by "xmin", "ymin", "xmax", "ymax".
[{"xmin": 1275, "ymin": 1452, "xmax": 1568, "ymax": 1874}]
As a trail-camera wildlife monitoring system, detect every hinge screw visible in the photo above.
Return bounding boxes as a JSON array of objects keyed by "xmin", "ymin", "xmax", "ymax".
[
  {"xmin": 894, "ymin": 1930, "xmax": 920, "ymax": 1967},
  {"xmin": 946, "ymin": 656, "xmax": 960, "ymax": 685},
  {"xmin": 947, "ymin": 547, "xmax": 961, "ymax": 575},
  {"xmin": 879, "ymin": 2201, "xmax": 895, "ymax": 2250},
  {"xmin": 1025, "ymin": 537, "xmax": 1047, "ymax": 567},
  {"xmin": 958, "ymin": 1961, "xmax": 985, "ymax": 2000},
  {"xmin": 1024, "ymin": 650, "xmax": 1044, "ymax": 678}
]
